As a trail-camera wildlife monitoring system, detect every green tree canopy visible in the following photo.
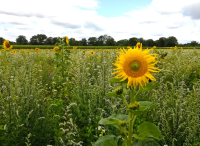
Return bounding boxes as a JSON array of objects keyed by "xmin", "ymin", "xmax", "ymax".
[
  {"xmin": 16, "ymin": 35, "xmax": 28, "ymax": 45},
  {"xmin": 81, "ymin": 38, "xmax": 87, "ymax": 46},
  {"xmin": 88, "ymin": 37, "xmax": 97, "ymax": 46},
  {"xmin": 129, "ymin": 37, "xmax": 138, "ymax": 46},
  {"xmin": 165, "ymin": 36, "xmax": 178, "ymax": 47},
  {"xmin": 0, "ymin": 37, "xmax": 5, "ymax": 45},
  {"xmin": 190, "ymin": 41, "xmax": 199, "ymax": 46},
  {"xmin": 146, "ymin": 39, "xmax": 155, "ymax": 47}
]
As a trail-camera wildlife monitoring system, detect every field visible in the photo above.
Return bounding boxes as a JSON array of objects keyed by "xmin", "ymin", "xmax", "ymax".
[{"xmin": 0, "ymin": 47, "xmax": 200, "ymax": 146}]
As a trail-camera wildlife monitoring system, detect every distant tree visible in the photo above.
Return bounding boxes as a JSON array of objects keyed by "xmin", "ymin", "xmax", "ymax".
[
  {"xmin": 52, "ymin": 37, "xmax": 58, "ymax": 45},
  {"xmin": 97, "ymin": 34, "xmax": 109, "ymax": 46},
  {"xmin": 81, "ymin": 38, "xmax": 87, "ymax": 46},
  {"xmin": 74, "ymin": 40, "xmax": 81, "ymax": 46},
  {"xmin": 129, "ymin": 37, "xmax": 138, "ymax": 46},
  {"xmin": 137, "ymin": 37, "xmax": 146, "ymax": 46},
  {"xmin": 116, "ymin": 39, "xmax": 129, "ymax": 46},
  {"xmin": 0, "ymin": 37, "xmax": 5, "ymax": 45},
  {"xmin": 30, "ymin": 35, "xmax": 38, "ymax": 45},
  {"xmin": 146, "ymin": 39, "xmax": 155, "ymax": 47},
  {"xmin": 165, "ymin": 36, "xmax": 178, "ymax": 47},
  {"xmin": 106, "ymin": 36, "xmax": 115, "ymax": 46},
  {"xmin": 16, "ymin": 35, "xmax": 28, "ymax": 45},
  {"xmin": 156, "ymin": 37, "xmax": 166, "ymax": 47},
  {"xmin": 69, "ymin": 38, "xmax": 76, "ymax": 46},
  {"xmin": 190, "ymin": 41, "xmax": 199, "ymax": 46},
  {"xmin": 37, "ymin": 34, "xmax": 47, "ymax": 45},
  {"xmin": 45, "ymin": 37, "xmax": 54, "ymax": 45},
  {"xmin": 88, "ymin": 37, "xmax": 97, "ymax": 46}
]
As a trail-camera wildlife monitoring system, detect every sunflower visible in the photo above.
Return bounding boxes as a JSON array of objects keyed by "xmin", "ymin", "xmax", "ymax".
[
  {"xmin": 136, "ymin": 42, "xmax": 142, "ymax": 50},
  {"xmin": 91, "ymin": 50, "xmax": 94, "ymax": 55},
  {"xmin": 53, "ymin": 46, "xmax": 59, "ymax": 51},
  {"xmin": 73, "ymin": 46, "xmax": 77, "ymax": 49},
  {"xmin": 35, "ymin": 48, "xmax": 39, "ymax": 51},
  {"xmin": 26, "ymin": 51, "xmax": 30, "ymax": 54},
  {"xmin": 112, "ymin": 46, "xmax": 161, "ymax": 89},
  {"xmin": 3, "ymin": 40, "xmax": 13, "ymax": 50},
  {"xmin": 66, "ymin": 36, "xmax": 69, "ymax": 44},
  {"xmin": 83, "ymin": 50, "xmax": 85, "ymax": 54},
  {"xmin": 13, "ymin": 50, "xmax": 17, "ymax": 53}
]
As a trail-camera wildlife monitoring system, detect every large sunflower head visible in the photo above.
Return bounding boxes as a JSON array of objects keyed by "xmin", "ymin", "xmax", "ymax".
[
  {"xmin": 112, "ymin": 46, "xmax": 161, "ymax": 89},
  {"xmin": 3, "ymin": 40, "xmax": 13, "ymax": 50}
]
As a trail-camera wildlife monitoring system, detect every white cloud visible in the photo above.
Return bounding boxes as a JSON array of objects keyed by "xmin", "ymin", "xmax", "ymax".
[{"xmin": 0, "ymin": 0, "xmax": 199, "ymax": 44}]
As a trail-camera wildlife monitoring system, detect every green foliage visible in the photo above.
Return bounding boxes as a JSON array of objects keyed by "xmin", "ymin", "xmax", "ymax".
[{"xmin": 133, "ymin": 122, "xmax": 163, "ymax": 140}]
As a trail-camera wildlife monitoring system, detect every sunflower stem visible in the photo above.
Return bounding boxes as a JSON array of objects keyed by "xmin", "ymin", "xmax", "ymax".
[{"xmin": 128, "ymin": 86, "xmax": 135, "ymax": 146}]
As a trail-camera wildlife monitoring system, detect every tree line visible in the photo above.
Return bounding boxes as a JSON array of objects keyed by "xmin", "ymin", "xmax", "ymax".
[{"xmin": 0, "ymin": 34, "xmax": 199, "ymax": 47}]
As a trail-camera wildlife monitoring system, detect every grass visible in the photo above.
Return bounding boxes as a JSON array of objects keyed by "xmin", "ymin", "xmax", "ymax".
[{"xmin": 0, "ymin": 48, "xmax": 200, "ymax": 146}]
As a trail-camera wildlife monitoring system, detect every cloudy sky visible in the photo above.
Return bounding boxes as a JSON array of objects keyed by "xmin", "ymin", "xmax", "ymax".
[{"xmin": 0, "ymin": 0, "xmax": 200, "ymax": 44}]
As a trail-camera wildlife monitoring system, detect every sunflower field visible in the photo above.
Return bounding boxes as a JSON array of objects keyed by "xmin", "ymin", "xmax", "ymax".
[{"xmin": 0, "ymin": 38, "xmax": 200, "ymax": 146}]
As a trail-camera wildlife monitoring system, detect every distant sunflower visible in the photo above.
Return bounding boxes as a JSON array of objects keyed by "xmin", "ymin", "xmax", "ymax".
[
  {"xmin": 136, "ymin": 42, "xmax": 142, "ymax": 50},
  {"xmin": 83, "ymin": 51, "xmax": 85, "ymax": 54},
  {"xmin": 112, "ymin": 46, "xmax": 161, "ymax": 89},
  {"xmin": 35, "ymin": 48, "xmax": 39, "ymax": 51},
  {"xmin": 13, "ymin": 50, "xmax": 17, "ymax": 54},
  {"xmin": 3, "ymin": 40, "xmax": 13, "ymax": 50},
  {"xmin": 107, "ymin": 51, "xmax": 109, "ymax": 54},
  {"xmin": 73, "ymin": 46, "xmax": 77, "ymax": 49},
  {"xmin": 86, "ymin": 53, "xmax": 89, "ymax": 57},
  {"xmin": 26, "ymin": 51, "xmax": 30, "ymax": 54},
  {"xmin": 91, "ymin": 50, "xmax": 94, "ymax": 55},
  {"xmin": 66, "ymin": 36, "xmax": 69, "ymax": 44},
  {"xmin": 53, "ymin": 46, "xmax": 59, "ymax": 51}
]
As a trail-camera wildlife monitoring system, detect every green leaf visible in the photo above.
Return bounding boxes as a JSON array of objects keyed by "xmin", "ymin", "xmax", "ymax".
[
  {"xmin": 109, "ymin": 114, "xmax": 129, "ymax": 124},
  {"xmin": 133, "ymin": 122, "xmax": 164, "ymax": 140},
  {"xmin": 99, "ymin": 114, "xmax": 129, "ymax": 130},
  {"xmin": 0, "ymin": 125, "xmax": 4, "ymax": 130},
  {"xmin": 132, "ymin": 138, "xmax": 160, "ymax": 146},
  {"xmin": 109, "ymin": 78, "xmax": 128, "ymax": 84},
  {"xmin": 106, "ymin": 92, "xmax": 117, "ymax": 97},
  {"xmin": 102, "ymin": 139, "xmax": 118, "ymax": 146},
  {"xmin": 93, "ymin": 135, "xmax": 117, "ymax": 146},
  {"xmin": 139, "ymin": 83, "xmax": 159, "ymax": 91},
  {"xmin": 127, "ymin": 101, "xmax": 157, "ymax": 115}
]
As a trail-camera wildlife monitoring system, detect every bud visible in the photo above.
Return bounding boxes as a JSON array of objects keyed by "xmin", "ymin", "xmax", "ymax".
[
  {"xmin": 119, "ymin": 120, "xmax": 126, "ymax": 127},
  {"xmin": 114, "ymin": 87, "xmax": 123, "ymax": 95},
  {"xmin": 128, "ymin": 101, "xmax": 140, "ymax": 110}
]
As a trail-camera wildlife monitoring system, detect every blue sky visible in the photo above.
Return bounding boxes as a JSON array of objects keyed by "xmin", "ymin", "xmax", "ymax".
[
  {"xmin": 96, "ymin": 0, "xmax": 152, "ymax": 17},
  {"xmin": 0, "ymin": 0, "xmax": 200, "ymax": 44}
]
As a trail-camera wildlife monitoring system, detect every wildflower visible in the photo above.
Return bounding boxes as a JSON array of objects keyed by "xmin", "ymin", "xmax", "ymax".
[
  {"xmin": 66, "ymin": 36, "xmax": 69, "ymax": 44},
  {"xmin": 3, "ymin": 40, "xmax": 13, "ymax": 50},
  {"xmin": 91, "ymin": 50, "xmax": 94, "ymax": 55},
  {"xmin": 112, "ymin": 44, "xmax": 161, "ymax": 89}
]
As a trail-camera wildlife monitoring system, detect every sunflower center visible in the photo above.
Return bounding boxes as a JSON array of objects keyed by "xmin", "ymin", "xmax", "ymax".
[{"xmin": 130, "ymin": 61, "xmax": 140, "ymax": 72}]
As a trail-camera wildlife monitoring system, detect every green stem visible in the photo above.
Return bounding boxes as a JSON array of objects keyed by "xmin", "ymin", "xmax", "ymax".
[
  {"xmin": 121, "ymin": 95, "xmax": 128, "ymax": 108},
  {"xmin": 128, "ymin": 87, "xmax": 135, "ymax": 146}
]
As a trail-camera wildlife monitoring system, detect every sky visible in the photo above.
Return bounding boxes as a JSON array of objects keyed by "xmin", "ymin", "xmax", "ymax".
[{"xmin": 0, "ymin": 0, "xmax": 200, "ymax": 44}]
